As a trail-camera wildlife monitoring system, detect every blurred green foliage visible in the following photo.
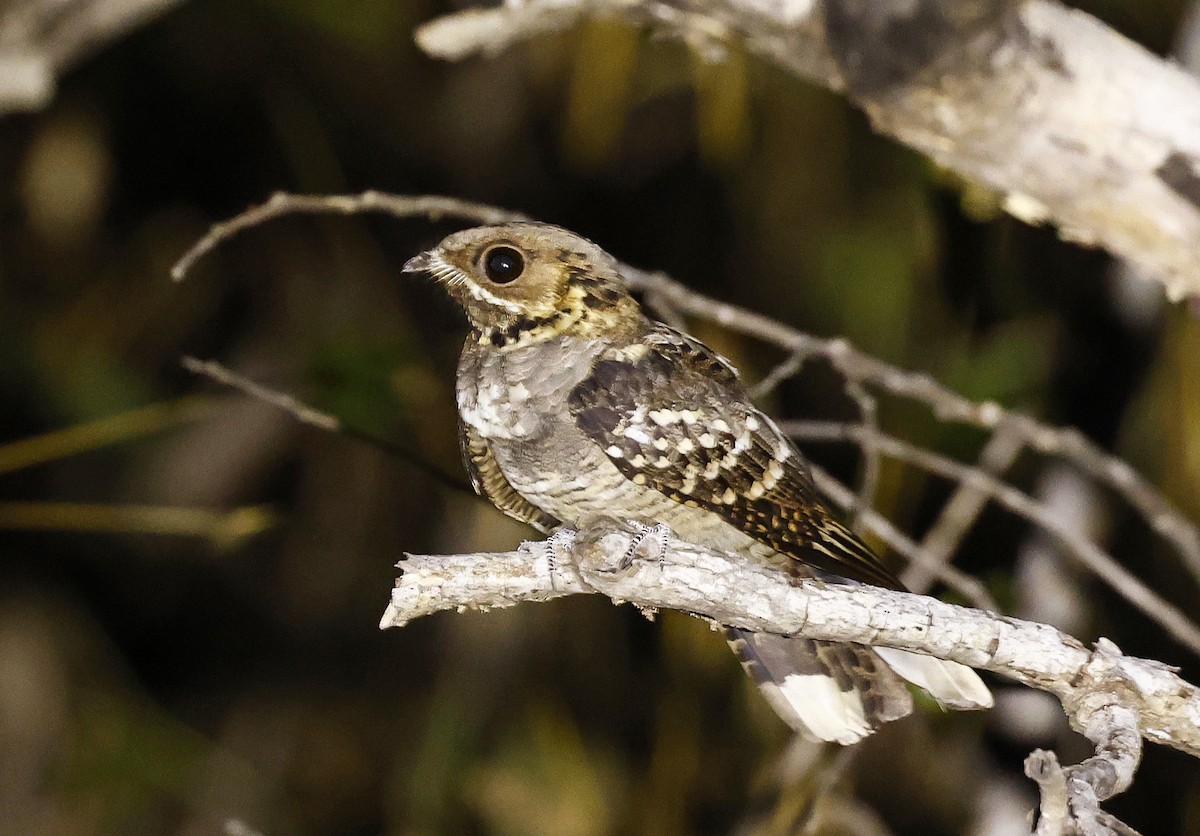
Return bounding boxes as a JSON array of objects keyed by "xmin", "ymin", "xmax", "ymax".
[{"xmin": 1, "ymin": 1, "xmax": 1199, "ymax": 834}]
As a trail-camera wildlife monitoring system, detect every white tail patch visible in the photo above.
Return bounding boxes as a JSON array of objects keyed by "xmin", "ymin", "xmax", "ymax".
[
  {"xmin": 769, "ymin": 674, "xmax": 873, "ymax": 745},
  {"xmin": 875, "ymin": 647, "xmax": 993, "ymax": 710}
]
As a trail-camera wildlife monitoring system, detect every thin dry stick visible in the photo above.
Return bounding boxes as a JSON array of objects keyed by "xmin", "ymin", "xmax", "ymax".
[
  {"xmin": 781, "ymin": 420, "xmax": 1200, "ymax": 655},
  {"xmin": 843, "ymin": 379, "xmax": 880, "ymax": 534},
  {"xmin": 181, "ymin": 357, "xmax": 340, "ymax": 433},
  {"xmin": 904, "ymin": 424, "xmax": 1027, "ymax": 593},
  {"xmin": 747, "ymin": 345, "xmax": 814, "ymax": 401},
  {"xmin": 806, "ymin": 462, "xmax": 998, "ymax": 611},
  {"xmin": 172, "ymin": 191, "xmax": 526, "ymax": 282},
  {"xmin": 640, "ymin": 288, "xmax": 690, "ymax": 333},
  {"xmin": 181, "ymin": 357, "xmax": 470, "ymax": 494}
]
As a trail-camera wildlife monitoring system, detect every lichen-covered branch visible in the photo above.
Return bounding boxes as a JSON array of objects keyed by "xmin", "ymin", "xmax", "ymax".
[
  {"xmin": 416, "ymin": 0, "xmax": 1200, "ymax": 300},
  {"xmin": 383, "ymin": 521, "xmax": 1199, "ymax": 833}
]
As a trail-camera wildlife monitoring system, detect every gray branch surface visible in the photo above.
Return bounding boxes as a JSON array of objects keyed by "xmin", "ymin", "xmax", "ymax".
[
  {"xmin": 417, "ymin": 0, "xmax": 1200, "ymax": 300},
  {"xmin": 384, "ymin": 521, "xmax": 1199, "ymax": 835}
]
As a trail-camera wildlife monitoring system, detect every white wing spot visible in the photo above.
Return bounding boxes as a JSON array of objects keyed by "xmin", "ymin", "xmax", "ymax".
[
  {"xmin": 711, "ymin": 418, "xmax": 731, "ymax": 433},
  {"xmin": 649, "ymin": 409, "xmax": 679, "ymax": 426},
  {"xmin": 762, "ymin": 460, "xmax": 785, "ymax": 489},
  {"xmin": 624, "ymin": 425, "xmax": 652, "ymax": 445},
  {"xmin": 606, "ymin": 445, "xmax": 624, "ymax": 458},
  {"xmin": 698, "ymin": 433, "xmax": 717, "ymax": 448},
  {"xmin": 747, "ymin": 481, "xmax": 765, "ymax": 499},
  {"xmin": 629, "ymin": 454, "xmax": 647, "ymax": 468},
  {"xmin": 652, "ymin": 436, "xmax": 670, "ymax": 451},
  {"xmin": 654, "ymin": 456, "xmax": 671, "ymax": 467},
  {"xmin": 721, "ymin": 487, "xmax": 737, "ymax": 504},
  {"xmin": 676, "ymin": 438, "xmax": 695, "ymax": 454},
  {"xmin": 613, "ymin": 343, "xmax": 650, "ymax": 362},
  {"xmin": 745, "ymin": 415, "xmax": 760, "ymax": 432}
]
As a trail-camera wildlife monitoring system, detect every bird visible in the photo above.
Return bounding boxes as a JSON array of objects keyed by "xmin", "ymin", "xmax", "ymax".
[{"xmin": 403, "ymin": 222, "xmax": 992, "ymax": 744}]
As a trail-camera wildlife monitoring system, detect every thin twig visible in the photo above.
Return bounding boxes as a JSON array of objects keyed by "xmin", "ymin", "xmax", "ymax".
[
  {"xmin": 171, "ymin": 191, "xmax": 526, "ymax": 282},
  {"xmin": 905, "ymin": 424, "xmax": 1026, "ymax": 594},
  {"xmin": 807, "ymin": 462, "xmax": 998, "ymax": 611},
  {"xmin": 747, "ymin": 345, "xmax": 813, "ymax": 401},
  {"xmin": 181, "ymin": 357, "xmax": 340, "ymax": 432},
  {"xmin": 182, "ymin": 356, "xmax": 472, "ymax": 495},
  {"xmin": 844, "ymin": 379, "xmax": 880, "ymax": 534},
  {"xmin": 781, "ymin": 420, "xmax": 1200, "ymax": 656},
  {"xmin": 641, "ymin": 288, "xmax": 690, "ymax": 333}
]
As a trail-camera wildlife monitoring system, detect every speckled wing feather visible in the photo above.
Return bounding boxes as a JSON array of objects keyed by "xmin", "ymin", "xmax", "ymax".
[
  {"xmin": 459, "ymin": 421, "xmax": 559, "ymax": 533},
  {"xmin": 567, "ymin": 324, "xmax": 901, "ymax": 589}
]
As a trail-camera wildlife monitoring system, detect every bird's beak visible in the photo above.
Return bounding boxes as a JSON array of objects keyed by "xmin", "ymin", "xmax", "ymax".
[{"xmin": 403, "ymin": 250, "xmax": 435, "ymax": 274}]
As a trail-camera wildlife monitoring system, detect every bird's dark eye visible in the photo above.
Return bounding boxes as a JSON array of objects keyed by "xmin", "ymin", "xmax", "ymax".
[{"xmin": 483, "ymin": 246, "xmax": 525, "ymax": 284}]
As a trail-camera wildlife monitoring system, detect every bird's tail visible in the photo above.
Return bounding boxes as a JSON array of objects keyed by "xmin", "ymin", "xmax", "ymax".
[{"xmin": 725, "ymin": 629, "xmax": 991, "ymax": 744}]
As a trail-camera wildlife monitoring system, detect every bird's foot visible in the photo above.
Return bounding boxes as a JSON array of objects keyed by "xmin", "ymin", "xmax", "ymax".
[
  {"xmin": 613, "ymin": 522, "xmax": 671, "ymax": 572},
  {"xmin": 543, "ymin": 527, "xmax": 578, "ymax": 588}
]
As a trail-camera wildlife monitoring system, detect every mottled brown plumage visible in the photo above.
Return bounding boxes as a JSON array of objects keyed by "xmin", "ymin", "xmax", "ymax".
[{"xmin": 405, "ymin": 222, "xmax": 991, "ymax": 743}]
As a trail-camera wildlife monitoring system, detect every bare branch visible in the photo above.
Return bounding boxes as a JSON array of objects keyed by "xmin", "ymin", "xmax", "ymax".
[
  {"xmin": 383, "ymin": 521, "xmax": 1200, "ymax": 831},
  {"xmin": 415, "ymin": 0, "xmax": 1200, "ymax": 300},
  {"xmin": 180, "ymin": 355, "xmax": 472, "ymax": 495},
  {"xmin": 906, "ymin": 424, "xmax": 1026, "ymax": 593},
  {"xmin": 171, "ymin": 191, "xmax": 526, "ymax": 282},
  {"xmin": 181, "ymin": 357, "xmax": 341, "ymax": 434},
  {"xmin": 843, "ymin": 378, "xmax": 880, "ymax": 533},
  {"xmin": 804, "ymin": 458, "xmax": 999, "ymax": 611},
  {"xmin": 779, "ymin": 420, "xmax": 1200, "ymax": 656}
]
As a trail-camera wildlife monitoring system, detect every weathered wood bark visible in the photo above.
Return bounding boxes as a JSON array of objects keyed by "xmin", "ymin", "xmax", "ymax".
[{"xmin": 417, "ymin": 0, "xmax": 1200, "ymax": 301}]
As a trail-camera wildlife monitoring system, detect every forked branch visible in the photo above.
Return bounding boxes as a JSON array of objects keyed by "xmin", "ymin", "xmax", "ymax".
[{"xmin": 383, "ymin": 520, "xmax": 1196, "ymax": 834}]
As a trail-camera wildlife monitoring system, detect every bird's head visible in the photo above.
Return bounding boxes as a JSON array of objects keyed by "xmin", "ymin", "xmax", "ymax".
[{"xmin": 404, "ymin": 223, "xmax": 641, "ymax": 347}]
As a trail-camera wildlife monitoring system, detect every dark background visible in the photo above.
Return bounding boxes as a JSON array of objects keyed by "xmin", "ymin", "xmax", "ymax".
[{"xmin": 1, "ymin": 1, "xmax": 1199, "ymax": 833}]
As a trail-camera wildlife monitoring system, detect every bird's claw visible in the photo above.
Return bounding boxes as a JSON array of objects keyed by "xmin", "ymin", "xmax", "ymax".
[
  {"xmin": 611, "ymin": 522, "xmax": 671, "ymax": 573},
  {"xmin": 543, "ymin": 527, "xmax": 577, "ymax": 588}
]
